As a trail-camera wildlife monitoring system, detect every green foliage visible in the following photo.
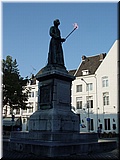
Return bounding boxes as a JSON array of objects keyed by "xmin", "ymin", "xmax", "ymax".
[{"xmin": 2, "ymin": 55, "xmax": 29, "ymax": 110}]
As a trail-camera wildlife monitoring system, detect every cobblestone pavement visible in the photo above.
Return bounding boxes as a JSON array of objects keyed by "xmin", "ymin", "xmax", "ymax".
[
  {"xmin": 2, "ymin": 147, "xmax": 119, "ymax": 160},
  {"xmin": 2, "ymin": 138, "xmax": 119, "ymax": 160}
]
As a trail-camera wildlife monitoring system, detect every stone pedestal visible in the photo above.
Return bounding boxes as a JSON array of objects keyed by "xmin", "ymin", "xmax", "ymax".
[
  {"xmin": 29, "ymin": 67, "xmax": 79, "ymax": 132},
  {"xmin": 10, "ymin": 65, "xmax": 117, "ymax": 157}
]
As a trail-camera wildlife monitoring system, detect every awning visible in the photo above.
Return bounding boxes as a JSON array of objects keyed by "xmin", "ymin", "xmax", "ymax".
[{"xmin": 2, "ymin": 117, "xmax": 21, "ymax": 126}]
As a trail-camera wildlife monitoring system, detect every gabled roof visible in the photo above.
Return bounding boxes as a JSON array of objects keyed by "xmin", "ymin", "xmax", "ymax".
[{"xmin": 75, "ymin": 53, "xmax": 106, "ymax": 77}]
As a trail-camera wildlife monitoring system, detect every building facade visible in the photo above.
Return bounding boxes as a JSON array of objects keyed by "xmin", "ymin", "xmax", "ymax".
[
  {"xmin": 21, "ymin": 78, "xmax": 39, "ymax": 131},
  {"xmin": 2, "ymin": 77, "xmax": 39, "ymax": 132},
  {"xmin": 95, "ymin": 40, "xmax": 118, "ymax": 134},
  {"xmin": 71, "ymin": 40, "xmax": 118, "ymax": 135},
  {"xmin": 71, "ymin": 54, "xmax": 105, "ymax": 133}
]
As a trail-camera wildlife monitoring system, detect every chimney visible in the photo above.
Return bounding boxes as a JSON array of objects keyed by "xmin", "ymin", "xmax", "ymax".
[
  {"xmin": 99, "ymin": 53, "xmax": 106, "ymax": 61},
  {"xmin": 31, "ymin": 74, "xmax": 34, "ymax": 79},
  {"xmin": 82, "ymin": 55, "xmax": 86, "ymax": 61}
]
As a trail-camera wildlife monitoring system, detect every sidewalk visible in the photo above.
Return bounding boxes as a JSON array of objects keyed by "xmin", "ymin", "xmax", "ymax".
[{"xmin": 2, "ymin": 137, "xmax": 119, "ymax": 159}]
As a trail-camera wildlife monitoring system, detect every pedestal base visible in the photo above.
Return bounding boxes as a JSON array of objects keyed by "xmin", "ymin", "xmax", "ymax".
[{"xmin": 10, "ymin": 131, "xmax": 117, "ymax": 158}]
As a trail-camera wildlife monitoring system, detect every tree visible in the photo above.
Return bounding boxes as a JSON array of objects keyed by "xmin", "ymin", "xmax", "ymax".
[{"xmin": 2, "ymin": 55, "xmax": 29, "ymax": 116}]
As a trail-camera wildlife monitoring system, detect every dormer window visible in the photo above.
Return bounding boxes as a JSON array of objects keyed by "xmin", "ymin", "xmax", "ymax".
[{"xmin": 82, "ymin": 70, "xmax": 89, "ymax": 75}]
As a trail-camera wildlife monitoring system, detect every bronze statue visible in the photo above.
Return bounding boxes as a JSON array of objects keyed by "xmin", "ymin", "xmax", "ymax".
[{"xmin": 48, "ymin": 19, "xmax": 66, "ymax": 66}]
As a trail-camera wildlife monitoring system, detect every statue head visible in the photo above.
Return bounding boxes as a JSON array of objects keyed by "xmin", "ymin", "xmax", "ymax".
[{"xmin": 53, "ymin": 19, "xmax": 60, "ymax": 26}]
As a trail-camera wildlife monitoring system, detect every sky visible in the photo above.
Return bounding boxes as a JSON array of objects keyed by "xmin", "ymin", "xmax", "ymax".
[{"xmin": 1, "ymin": 1, "xmax": 118, "ymax": 78}]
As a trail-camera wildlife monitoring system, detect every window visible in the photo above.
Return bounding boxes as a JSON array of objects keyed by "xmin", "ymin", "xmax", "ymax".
[
  {"xmin": 86, "ymin": 83, "xmax": 93, "ymax": 91},
  {"xmin": 76, "ymin": 97, "xmax": 82, "ymax": 109},
  {"xmin": 16, "ymin": 108, "xmax": 20, "ymax": 114},
  {"xmin": 102, "ymin": 76, "xmax": 108, "ymax": 87},
  {"xmin": 28, "ymin": 102, "xmax": 34, "ymax": 113},
  {"xmin": 3, "ymin": 109, "xmax": 7, "ymax": 115},
  {"xmin": 36, "ymin": 91, "xmax": 38, "ymax": 97},
  {"xmin": 28, "ymin": 92, "xmax": 31, "ymax": 97},
  {"xmin": 76, "ymin": 85, "xmax": 82, "ymax": 92},
  {"xmin": 87, "ymin": 96, "xmax": 93, "ymax": 108},
  {"xmin": 23, "ymin": 118, "xmax": 26, "ymax": 123},
  {"xmin": 104, "ymin": 118, "xmax": 110, "ymax": 130},
  {"xmin": 23, "ymin": 109, "xmax": 27, "ymax": 113},
  {"xmin": 82, "ymin": 70, "xmax": 89, "ymax": 75},
  {"xmin": 31, "ymin": 91, "xmax": 34, "ymax": 97},
  {"xmin": 87, "ymin": 100, "xmax": 93, "ymax": 108},
  {"xmin": 103, "ymin": 92, "xmax": 109, "ymax": 105},
  {"xmin": 35, "ymin": 102, "xmax": 38, "ymax": 111},
  {"xmin": 28, "ymin": 91, "xmax": 35, "ymax": 98}
]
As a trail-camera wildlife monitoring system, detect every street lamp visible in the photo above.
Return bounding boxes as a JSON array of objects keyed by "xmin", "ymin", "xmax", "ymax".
[
  {"xmin": 94, "ymin": 75, "xmax": 99, "ymax": 132},
  {"xmin": 81, "ymin": 78, "xmax": 90, "ymax": 132}
]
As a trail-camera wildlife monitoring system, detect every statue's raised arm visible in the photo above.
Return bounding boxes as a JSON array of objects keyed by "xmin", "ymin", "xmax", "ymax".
[{"xmin": 48, "ymin": 19, "xmax": 65, "ymax": 66}]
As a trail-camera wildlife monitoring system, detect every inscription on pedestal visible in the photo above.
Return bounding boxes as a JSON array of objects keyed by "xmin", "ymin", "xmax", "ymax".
[
  {"xmin": 40, "ymin": 84, "xmax": 52, "ymax": 109},
  {"xmin": 57, "ymin": 82, "xmax": 70, "ymax": 105}
]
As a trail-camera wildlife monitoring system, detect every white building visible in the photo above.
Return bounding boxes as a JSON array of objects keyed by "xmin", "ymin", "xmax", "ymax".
[
  {"xmin": 21, "ymin": 77, "xmax": 39, "ymax": 131},
  {"xmin": 71, "ymin": 54, "xmax": 106, "ymax": 133},
  {"xmin": 71, "ymin": 40, "xmax": 118, "ymax": 135},
  {"xmin": 95, "ymin": 40, "xmax": 118, "ymax": 134},
  {"xmin": 3, "ymin": 40, "xmax": 118, "ymax": 135}
]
